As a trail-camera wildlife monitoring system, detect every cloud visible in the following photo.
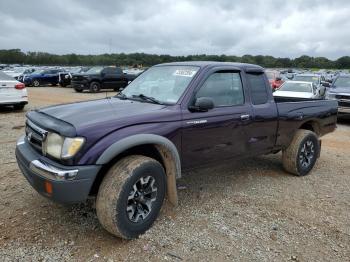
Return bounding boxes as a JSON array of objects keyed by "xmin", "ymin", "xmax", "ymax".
[{"xmin": 0, "ymin": 0, "xmax": 349, "ymax": 59}]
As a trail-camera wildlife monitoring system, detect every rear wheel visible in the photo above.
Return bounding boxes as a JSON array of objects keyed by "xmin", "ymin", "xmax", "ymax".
[
  {"xmin": 96, "ymin": 155, "xmax": 166, "ymax": 239},
  {"xmin": 89, "ymin": 82, "xmax": 101, "ymax": 93},
  {"xmin": 282, "ymin": 129, "xmax": 320, "ymax": 176},
  {"xmin": 32, "ymin": 79, "xmax": 40, "ymax": 87}
]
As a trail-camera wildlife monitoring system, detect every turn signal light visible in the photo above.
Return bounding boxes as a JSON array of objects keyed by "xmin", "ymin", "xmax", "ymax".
[
  {"xmin": 15, "ymin": 83, "xmax": 25, "ymax": 90},
  {"xmin": 44, "ymin": 181, "xmax": 53, "ymax": 194}
]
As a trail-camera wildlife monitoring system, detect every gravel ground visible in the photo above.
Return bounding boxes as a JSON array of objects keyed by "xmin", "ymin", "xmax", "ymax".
[{"xmin": 0, "ymin": 87, "xmax": 349, "ymax": 261}]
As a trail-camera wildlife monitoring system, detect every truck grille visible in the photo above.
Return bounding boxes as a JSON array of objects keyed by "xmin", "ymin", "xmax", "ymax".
[{"xmin": 25, "ymin": 120, "xmax": 47, "ymax": 153}]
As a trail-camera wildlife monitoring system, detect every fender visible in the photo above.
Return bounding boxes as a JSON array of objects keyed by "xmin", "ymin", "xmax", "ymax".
[{"xmin": 96, "ymin": 134, "xmax": 181, "ymax": 206}]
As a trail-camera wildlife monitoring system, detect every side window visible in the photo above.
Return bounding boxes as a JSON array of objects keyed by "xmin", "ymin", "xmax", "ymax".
[
  {"xmin": 103, "ymin": 68, "xmax": 112, "ymax": 74},
  {"xmin": 246, "ymin": 73, "xmax": 269, "ymax": 105},
  {"xmin": 105, "ymin": 68, "xmax": 122, "ymax": 75},
  {"xmin": 195, "ymin": 72, "xmax": 244, "ymax": 107}
]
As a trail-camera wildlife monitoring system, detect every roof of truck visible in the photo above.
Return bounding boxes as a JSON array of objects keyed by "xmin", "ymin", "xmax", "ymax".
[{"xmin": 156, "ymin": 61, "xmax": 264, "ymax": 71}]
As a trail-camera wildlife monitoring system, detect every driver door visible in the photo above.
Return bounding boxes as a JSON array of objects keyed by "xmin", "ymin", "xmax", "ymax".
[{"xmin": 181, "ymin": 70, "xmax": 252, "ymax": 169}]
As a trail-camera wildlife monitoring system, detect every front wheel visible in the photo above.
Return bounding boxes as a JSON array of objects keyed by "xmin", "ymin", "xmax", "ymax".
[
  {"xmin": 96, "ymin": 155, "xmax": 166, "ymax": 239},
  {"xmin": 282, "ymin": 129, "xmax": 320, "ymax": 176},
  {"xmin": 89, "ymin": 81, "xmax": 101, "ymax": 93}
]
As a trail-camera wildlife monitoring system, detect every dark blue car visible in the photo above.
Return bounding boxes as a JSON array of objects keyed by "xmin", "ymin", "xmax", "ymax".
[
  {"xmin": 326, "ymin": 74, "xmax": 350, "ymax": 117},
  {"xmin": 22, "ymin": 69, "xmax": 66, "ymax": 87}
]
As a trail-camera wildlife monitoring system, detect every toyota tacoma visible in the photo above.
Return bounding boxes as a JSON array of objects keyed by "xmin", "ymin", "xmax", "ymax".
[{"xmin": 16, "ymin": 62, "xmax": 338, "ymax": 239}]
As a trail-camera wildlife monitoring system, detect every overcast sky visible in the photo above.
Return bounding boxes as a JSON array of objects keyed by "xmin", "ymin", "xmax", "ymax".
[{"xmin": 0, "ymin": 0, "xmax": 349, "ymax": 59}]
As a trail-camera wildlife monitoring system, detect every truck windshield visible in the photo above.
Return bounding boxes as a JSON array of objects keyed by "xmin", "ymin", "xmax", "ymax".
[
  {"xmin": 86, "ymin": 66, "xmax": 103, "ymax": 74},
  {"xmin": 279, "ymin": 82, "xmax": 312, "ymax": 92},
  {"xmin": 334, "ymin": 77, "xmax": 350, "ymax": 88},
  {"xmin": 122, "ymin": 66, "xmax": 199, "ymax": 104}
]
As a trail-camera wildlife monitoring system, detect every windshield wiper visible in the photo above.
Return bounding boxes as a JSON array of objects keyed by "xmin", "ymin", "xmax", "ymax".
[
  {"xmin": 115, "ymin": 92, "xmax": 128, "ymax": 100},
  {"xmin": 132, "ymin": 94, "xmax": 163, "ymax": 104}
]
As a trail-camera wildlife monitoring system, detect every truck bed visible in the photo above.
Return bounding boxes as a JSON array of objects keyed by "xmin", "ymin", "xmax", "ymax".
[{"xmin": 274, "ymin": 97, "xmax": 338, "ymax": 149}]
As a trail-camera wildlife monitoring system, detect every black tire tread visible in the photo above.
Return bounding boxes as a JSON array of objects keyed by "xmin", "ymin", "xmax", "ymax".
[
  {"xmin": 282, "ymin": 129, "xmax": 318, "ymax": 176},
  {"xmin": 96, "ymin": 155, "xmax": 164, "ymax": 239}
]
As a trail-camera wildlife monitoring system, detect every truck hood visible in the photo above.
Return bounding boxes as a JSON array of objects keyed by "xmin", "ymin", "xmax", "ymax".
[
  {"xmin": 38, "ymin": 97, "xmax": 177, "ymax": 136},
  {"xmin": 273, "ymin": 90, "xmax": 314, "ymax": 98}
]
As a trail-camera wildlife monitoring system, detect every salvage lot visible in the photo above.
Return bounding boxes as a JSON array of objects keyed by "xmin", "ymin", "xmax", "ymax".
[{"xmin": 0, "ymin": 87, "xmax": 349, "ymax": 261}]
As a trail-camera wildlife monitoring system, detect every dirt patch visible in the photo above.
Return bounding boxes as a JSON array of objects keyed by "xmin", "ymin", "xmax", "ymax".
[{"xmin": 0, "ymin": 87, "xmax": 349, "ymax": 261}]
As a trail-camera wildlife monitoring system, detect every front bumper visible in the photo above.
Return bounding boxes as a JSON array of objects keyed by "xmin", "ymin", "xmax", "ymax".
[
  {"xmin": 15, "ymin": 135, "xmax": 101, "ymax": 204},
  {"xmin": 71, "ymin": 81, "xmax": 89, "ymax": 89}
]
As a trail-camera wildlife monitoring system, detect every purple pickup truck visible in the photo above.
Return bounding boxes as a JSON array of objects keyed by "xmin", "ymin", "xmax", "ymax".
[{"xmin": 16, "ymin": 62, "xmax": 338, "ymax": 239}]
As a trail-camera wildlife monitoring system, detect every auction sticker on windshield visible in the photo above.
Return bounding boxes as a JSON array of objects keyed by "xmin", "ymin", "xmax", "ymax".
[{"xmin": 173, "ymin": 69, "xmax": 197, "ymax": 77}]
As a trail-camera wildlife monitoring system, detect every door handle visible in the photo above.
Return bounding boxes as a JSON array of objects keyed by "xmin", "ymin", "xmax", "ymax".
[{"xmin": 240, "ymin": 114, "xmax": 250, "ymax": 121}]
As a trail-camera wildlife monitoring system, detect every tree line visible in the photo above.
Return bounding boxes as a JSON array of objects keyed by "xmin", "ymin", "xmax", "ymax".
[{"xmin": 1, "ymin": 49, "xmax": 349, "ymax": 69}]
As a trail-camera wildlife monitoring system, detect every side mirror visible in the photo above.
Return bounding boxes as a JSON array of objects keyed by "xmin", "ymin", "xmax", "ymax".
[{"xmin": 189, "ymin": 97, "xmax": 214, "ymax": 112}]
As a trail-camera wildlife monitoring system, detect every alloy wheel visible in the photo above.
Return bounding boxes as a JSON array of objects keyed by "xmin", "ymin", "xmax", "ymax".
[{"xmin": 126, "ymin": 176, "xmax": 158, "ymax": 223}]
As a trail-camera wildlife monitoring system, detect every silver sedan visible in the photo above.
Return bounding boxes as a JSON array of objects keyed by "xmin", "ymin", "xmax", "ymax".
[{"xmin": 273, "ymin": 81, "xmax": 324, "ymax": 99}]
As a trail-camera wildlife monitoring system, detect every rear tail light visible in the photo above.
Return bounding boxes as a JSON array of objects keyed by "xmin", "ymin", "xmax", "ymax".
[{"xmin": 15, "ymin": 83, "xmax": 25, "ymax": 90}]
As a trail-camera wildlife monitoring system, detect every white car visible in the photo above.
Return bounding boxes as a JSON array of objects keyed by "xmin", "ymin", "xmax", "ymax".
[
  {"xmin": 0, "ymin": 71, "xmax": 28, "ymax": 110},
  {"xmin": 273, "ymin": 81, "xmax": 323, "ymax": 99},
  {"xmin": 3, "ymin": 67, "xmax": 35, "ymax": 80}
]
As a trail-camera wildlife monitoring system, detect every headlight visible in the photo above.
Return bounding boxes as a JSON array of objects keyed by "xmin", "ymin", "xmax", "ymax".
[
  {"xmin": 44, "ymin": 133, "xmax": 85, "ymax": 159},
  {"xmin": 61, "ymin": 137, "xmax": 85, "ymax": 159}
]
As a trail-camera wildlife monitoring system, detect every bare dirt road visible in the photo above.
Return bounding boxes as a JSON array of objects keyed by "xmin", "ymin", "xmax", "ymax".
[{"xmin": 0, "ymin": 87, "xmax": 349, "ymax": 261}]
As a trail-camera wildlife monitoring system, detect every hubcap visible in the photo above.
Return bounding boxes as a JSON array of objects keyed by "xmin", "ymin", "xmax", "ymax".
[
  {"xmin": 126, "ymin": 176, "xmax": 157, "ymax": 223},
  {"xmin": 299, "ymin": 140, "xmax": 315, "ymax": 168}
]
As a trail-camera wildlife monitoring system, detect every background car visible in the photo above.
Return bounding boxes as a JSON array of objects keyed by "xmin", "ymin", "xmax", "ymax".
[
  {"xmin": 22, "ymin": 68, "xmax": 66, "ymax": 87},
  {"xmin": 292, "ymin": 73, "xmax": 327, "ymax": 97},
  {"xmin": 0, "ymin": 71, "xmax": 28, "ymax": 110},
  {"xmin": 58, "ymin": 67, "xmax": 91, "ymax": 87},
  {"xmin": 326, "ymin": 74, "xmax": 350, "ymax": 117},
  {"xmin": 273, "ymin": 81, "xmax": 323, "ymax": 99},
  {"xmin": 3, "ymin": 67, "xmax": 36, "ymax": 80},
  {"xmin": 265, "ymin": 70, "xmax": 284, "ymax": 90},
  {"xmin": 71, "ymin": 66, "xmax": 138, "ymax": 92}
]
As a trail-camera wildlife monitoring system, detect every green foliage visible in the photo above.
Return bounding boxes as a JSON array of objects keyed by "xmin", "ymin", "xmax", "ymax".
[{"xmin": 0, "ymin": 49, "xmax": 349, "ymax": 69}]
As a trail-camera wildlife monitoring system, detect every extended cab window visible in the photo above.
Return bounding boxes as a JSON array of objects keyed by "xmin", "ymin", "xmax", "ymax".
[
  {"xmin": 195, "ymin": 72, "xmax": 244, "ymax": 107},
  {"xmin": 247, "ymin": 73, "xmax": 269, "ymax": 105}
]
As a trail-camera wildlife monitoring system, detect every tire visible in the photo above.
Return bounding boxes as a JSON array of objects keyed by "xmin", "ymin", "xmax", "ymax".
[
  {"xmin": 74, "ymin": 88, "xmax": 83, "ymax": 93},
  {"xmin": 282, "ymin": 129, "xmax": 320, "ymax": 176},
  {"xmin": 89, "ymin": 82, "xmax": 101, "ymax": 93},
  {"xmin": 96, "ymin": 155, "xmax": 166, "ymax": 239},
  {"xmin": 60, "ymin": 83, "xmax": 67, "ymax": 87},
  {"xmin": 32, "ymin": 79, "xmax": 40, "ymax": 87},
  {"xmin": 13, "ymin": 104, "xmax": 25, "ymax": 110}
]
